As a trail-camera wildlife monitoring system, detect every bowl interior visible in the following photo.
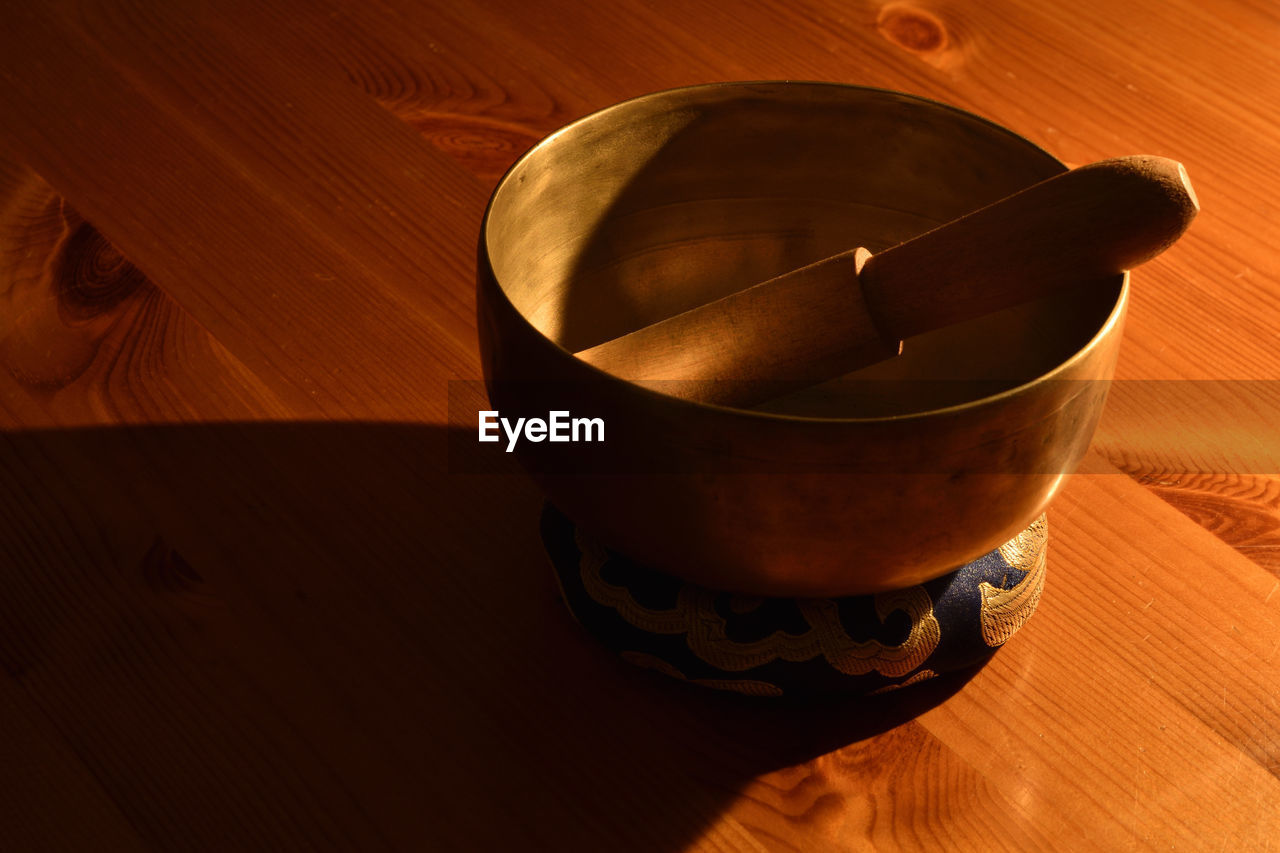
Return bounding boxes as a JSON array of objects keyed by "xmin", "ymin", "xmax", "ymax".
[{"xmin": 486, "ymin": 83, "xmax": 1121, "ymax": 418}]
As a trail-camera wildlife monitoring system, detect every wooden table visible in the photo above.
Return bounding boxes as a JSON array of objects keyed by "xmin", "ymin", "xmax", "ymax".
[{"xmin": 2, "ymin": 1, "xmax": 1277, "ymax": 849}]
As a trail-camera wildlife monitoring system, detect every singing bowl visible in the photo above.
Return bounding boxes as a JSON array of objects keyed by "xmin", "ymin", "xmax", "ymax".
[{"xmin": 477, "ymin": 82, "xmax": 1126, "ymax": 597}]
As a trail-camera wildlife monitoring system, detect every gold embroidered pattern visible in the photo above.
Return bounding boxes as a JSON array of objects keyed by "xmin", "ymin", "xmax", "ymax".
[
  {"xmin": 577, "ymin": 528, "xmax": 941, "ymax": 677},
  {"xmin": 980, "ymin": 515, "xmax": 1048, "ymax": 647},
  {"xmin": 868, "ymin": 669, "xmax": 939, "ymax": 695}
]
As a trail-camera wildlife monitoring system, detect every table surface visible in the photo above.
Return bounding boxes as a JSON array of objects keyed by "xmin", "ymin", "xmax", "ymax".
[{"xmin": 2, "ymin": 0, "xmax": 1278, "ymax": 849}]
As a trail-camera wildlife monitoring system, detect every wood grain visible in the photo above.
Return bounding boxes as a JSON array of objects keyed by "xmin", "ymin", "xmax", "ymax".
[
  {"xmin": 0, "ymin": 166, "xmax": 289, "ymax": 427},
  {"xmin": 1, "ymin": 0, "xmax": 1278, "ymax": 850},
  {"xmin": 1127, "ymin": 474, "xmax": 1280, "ymax": 577}
]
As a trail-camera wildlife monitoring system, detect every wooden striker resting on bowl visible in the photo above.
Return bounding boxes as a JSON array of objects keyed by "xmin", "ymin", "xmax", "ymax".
[{"xmin": 576, "ymin": 156, "xmax": 1199, "ymax": 406}]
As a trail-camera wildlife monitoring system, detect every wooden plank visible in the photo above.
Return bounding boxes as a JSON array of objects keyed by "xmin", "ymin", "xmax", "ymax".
[
  {"xmin": 0, "ymin": 163, "xmax": 290, "ymax": 427},
  {"xmin": 0, "ymin": 3, "xmax": 487, "ymax": 420},
  {"xmin": 0, "ymin": 681, "xmax": 145, "ymax": 850},
  {"xmin": 1093, "ymin": 380, "xmax": 1280, "ymax": 580},
  {"xmin": 0, "ymin": 0, "xmax": 1277, "ymax": 849},
  {"xmin": 725, "ymin": 721, "xmax": 1073, "ymax": 850},
  {"xmin": 718, "ymin": 468, "xmax": 1280, "ymax": 850},
  {"xmin": 0, "ymin": 420, "xmax": 813, "ymax": 850},
  {"xmin": 919, "ymin": 473, "xmax": 1280, "ymax": 849},
  {"xmin": 237, "ymin": 0, "xmax": 611, "ymax": 184},
  {"xmin": 15, "ymin": 382, "xmax": 1273, "ymax": 847}
]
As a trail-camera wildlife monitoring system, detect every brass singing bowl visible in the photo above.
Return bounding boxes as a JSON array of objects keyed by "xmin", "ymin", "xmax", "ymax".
[{"xmin": 477, "ymin": 82, "xmax": 1126, "ymax": 597}]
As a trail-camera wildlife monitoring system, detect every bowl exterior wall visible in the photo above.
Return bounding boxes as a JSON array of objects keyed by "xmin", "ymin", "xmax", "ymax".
[{"xmin": 477, "ymin": 83, "xmax": 1128, "ymax": 597}]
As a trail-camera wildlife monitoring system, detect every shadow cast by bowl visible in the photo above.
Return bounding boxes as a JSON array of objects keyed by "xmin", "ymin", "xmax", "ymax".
[{"xmin": 1, "ymin": 420, "xmax": 987, "ymax": 851}]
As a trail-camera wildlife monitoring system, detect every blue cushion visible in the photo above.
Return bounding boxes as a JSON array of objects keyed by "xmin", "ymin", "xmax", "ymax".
[{"xmin": 542, "ymin": 503, "xmax": 1046, "ymax": 697}]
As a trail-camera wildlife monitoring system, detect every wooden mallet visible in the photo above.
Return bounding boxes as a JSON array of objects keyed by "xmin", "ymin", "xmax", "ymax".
[{"xmin": 575, "ymin": 155, "xmax": 1198, "ymax": 407}]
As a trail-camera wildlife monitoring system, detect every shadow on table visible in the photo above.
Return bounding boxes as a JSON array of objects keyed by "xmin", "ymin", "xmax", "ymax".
[{"xmin": 0, "ymin": 422, "xmax": 981, "ymax": 851}]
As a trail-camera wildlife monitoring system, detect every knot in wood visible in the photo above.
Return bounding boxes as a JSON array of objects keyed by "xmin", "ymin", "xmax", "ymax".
[
  {"xmin": 55, "ymin": 216, "xmax": 146, "ymax": 322},
  {"xmin": 876, "ymin": 3, "xmax": 948, "ymax": 54}
]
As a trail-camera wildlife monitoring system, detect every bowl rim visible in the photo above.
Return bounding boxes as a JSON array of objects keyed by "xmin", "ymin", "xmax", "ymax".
[{"xmin": 479, "ymin": 80, "xmax": 1131, "ymax": 425}]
